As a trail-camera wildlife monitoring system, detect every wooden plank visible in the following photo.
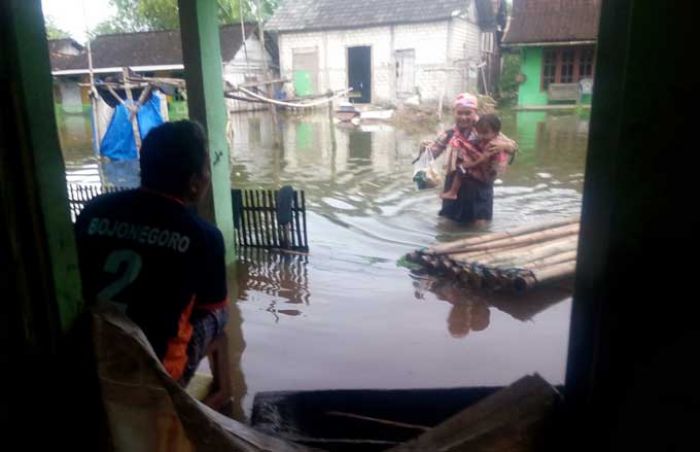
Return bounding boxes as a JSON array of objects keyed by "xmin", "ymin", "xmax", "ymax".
[
  {"xmin": 247, "ymin": 190, "xmax": 260, "ymax": 247},
  {"xmin": 268, "ymin": 190, "xmax": 279, "ymax": 248},
  {"xmin": 389, "ymin": 374, "xmax": 560, "ymax": 452},
  {"xmin": 301, "ymin": 191, "xmax": 308, "ymax": 249},
  {"xmin": 256, "ymin": 190, "xmax": 266, "ymax": 247},
  {"xmin": 293, "ymin": 191, "xmax": 303, "ymax": 249},
  {"xmin": 238, "ymin": 191, "xmax": 248, "ymax": 248},
  {"xmin": 258, "ymin": 190, "xmax": 268, "ymax": 247},
  {"xmin": 266, "ymin": 190, "xmax": 278, "ymax": 248},
  {"xmin": 243, "ymin": 190, "xmax": 254, "ymax": 247},
  {"xmin": 257, "ymin": 190, "xmax": 270, "ymax": 247}
]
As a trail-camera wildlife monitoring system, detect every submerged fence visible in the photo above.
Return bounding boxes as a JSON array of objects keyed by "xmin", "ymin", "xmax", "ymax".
[
  {"xmin": 67, "ymin": 184, "xmax": 130, "ymax": 222},
  {"xmin": 231, "ymin": 188, "xmax": 308, "ymax": 252},
  {"xmin": 67, "ymin": 184, "xmax": 308, "ymax": 252}
]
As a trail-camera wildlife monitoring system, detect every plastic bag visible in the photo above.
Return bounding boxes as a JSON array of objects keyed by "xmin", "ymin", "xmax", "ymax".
[{"xmin": 412, "ymin": 148, "xmax": 442, "ymax": 189}]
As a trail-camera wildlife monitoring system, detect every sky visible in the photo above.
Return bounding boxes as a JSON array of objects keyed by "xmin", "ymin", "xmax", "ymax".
[
  {"xmin": 42, "ymin": 0, "xmax": 514, "ymax": 43},
  {"xmin": 42, "ymin": 0, "xmax": 115, "ymax": 43}
]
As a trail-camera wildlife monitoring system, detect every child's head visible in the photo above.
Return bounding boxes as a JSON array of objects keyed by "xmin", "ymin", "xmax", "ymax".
[{"xmin": 475, "ymin": 114, "xmax": 501, "ymax": 142}]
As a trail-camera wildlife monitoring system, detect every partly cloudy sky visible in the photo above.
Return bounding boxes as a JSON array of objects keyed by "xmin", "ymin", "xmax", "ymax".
[{"xmin": 42, "ymin": 0, "xmax": 115, "ymax": 42}]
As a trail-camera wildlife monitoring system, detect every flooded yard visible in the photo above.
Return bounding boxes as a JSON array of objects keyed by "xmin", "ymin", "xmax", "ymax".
[{"xmin": 59, "ymin": 107, "xmax": 588, "ymax": 418}]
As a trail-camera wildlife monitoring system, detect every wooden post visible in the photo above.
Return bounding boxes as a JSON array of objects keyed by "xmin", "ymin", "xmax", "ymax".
[
  {"xmin": 327, "ymin": 90, "xmax": 337, "ymax": 158},
  {"xmin": 122, "ymin": 67, "xmax": 142, "ymax": 150},
  {"xmin": 255, "ymin": 0, "xmax": 280, "ymax": 148}
]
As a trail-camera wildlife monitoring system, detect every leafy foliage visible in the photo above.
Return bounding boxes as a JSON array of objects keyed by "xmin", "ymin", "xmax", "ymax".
[
  {"xmin": 92, "ymin": 0, "xmax": 279, "ymax": 34},
  {"xmin": 45, "ymin": 15, "xmax": 70, "ymax": 39},
  {"xmin": 498, "ymin": 51, "xmax": 522, "ymax": 106}
]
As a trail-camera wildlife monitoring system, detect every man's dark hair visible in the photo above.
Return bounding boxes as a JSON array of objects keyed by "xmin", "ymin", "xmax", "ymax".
[
  {"xmin": 140, "ymin": 120, "xmax": 208, "ymax": 196},
  {"xmin": 475, "ymin": 114, "xmax": 502, "ymax": 134}
]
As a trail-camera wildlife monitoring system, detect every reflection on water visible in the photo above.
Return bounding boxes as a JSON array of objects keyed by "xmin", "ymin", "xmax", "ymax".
[
  {"xmin": 235, "ymin": 248, "xmax": 311, "ymax": 310},
  {"xmin": 412, "ymin": 271, "xmax": 573, "ymax": 337},
  {"xmin": 60, "ymin": 108, "xmax": 588, "ymax": 419}
]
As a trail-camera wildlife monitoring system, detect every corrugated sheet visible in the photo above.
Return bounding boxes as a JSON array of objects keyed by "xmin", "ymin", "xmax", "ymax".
[
  {"xmin": 503, "ymin": 0, "xmax": 601, "ymax": 44},
  {"xmin": 49, "ymin": 24, "xmax": 258, "ymax": 72},
  {"xmin": 267, "ymin": 0, "xmax": 497, "ymax": 32}
]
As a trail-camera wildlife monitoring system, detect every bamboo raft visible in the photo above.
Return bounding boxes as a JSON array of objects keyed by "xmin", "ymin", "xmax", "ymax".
[{"xmin": 406, "ymin": 217, "xmax": 580, "ymax": 293}]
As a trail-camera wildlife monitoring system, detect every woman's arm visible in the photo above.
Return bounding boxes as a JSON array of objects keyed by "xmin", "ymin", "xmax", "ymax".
[
  {"xmin": 417, "ymin": 129, "xmax": 453, "ymax": 159},
  {"xmin": 486, "ymin": 133, "xmax": 518, "ymax": 155}
]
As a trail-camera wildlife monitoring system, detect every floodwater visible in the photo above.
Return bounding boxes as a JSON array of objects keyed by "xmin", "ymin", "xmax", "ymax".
[{"xmin": 58, "ymin": 107, "xmax": 589, "ymax": 419}]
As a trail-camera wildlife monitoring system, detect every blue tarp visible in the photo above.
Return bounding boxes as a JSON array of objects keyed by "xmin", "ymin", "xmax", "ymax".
[
  {"xmin": 100, "ymin": 102, "xmax": 137, "ymax": 160},
  {"xmin": 100, "ymin": 90, "xmax": 164, "ymax": 161},
  {"xmin": 137, "ymin": 90, "xmax": 164, "ymax": 140}
]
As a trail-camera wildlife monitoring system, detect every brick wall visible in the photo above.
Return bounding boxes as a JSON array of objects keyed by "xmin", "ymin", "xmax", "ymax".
[{"xmin": 278, "ymin": 18, "xmax": 485, "ymax": 105}]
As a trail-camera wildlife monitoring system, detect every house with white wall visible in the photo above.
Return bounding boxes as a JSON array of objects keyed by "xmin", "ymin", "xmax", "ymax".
[{"xmin": 266, "ymin": 0, "xmax": 503, "ymax": 105}]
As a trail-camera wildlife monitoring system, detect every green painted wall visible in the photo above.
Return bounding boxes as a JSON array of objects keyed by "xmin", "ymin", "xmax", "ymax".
[
  {"xmin": 10, "ymin": 0, "xmax": 83, "ymax": 331},
  {"xmin": 518, "ymin": 47, "xmax": 549, "ymax": 107}
]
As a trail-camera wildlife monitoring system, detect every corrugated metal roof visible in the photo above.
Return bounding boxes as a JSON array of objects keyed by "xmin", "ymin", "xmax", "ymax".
[
  {"xmin": 502, "ymin": 0, "xmax": 601, "ymax": 45},
  {"xmin": 49, "ymin": 24, "xmax": 258, "ymax": 72},
  {"xmin": 267, "ymin": 0, "xmax": 497, "ymax": 32}
]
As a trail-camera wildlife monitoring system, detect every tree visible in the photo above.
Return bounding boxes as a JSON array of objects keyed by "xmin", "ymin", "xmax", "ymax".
[
  {"xmin": 92, "ymin": 0, "xmax": 279, "ymax": 34},
  {"xmin": 45, "ymin": 15, "xmax": 70, "ymax": 39},
  {"xmin": 498, "ymin": 51, "xmax": 521, "ymax": 105}
]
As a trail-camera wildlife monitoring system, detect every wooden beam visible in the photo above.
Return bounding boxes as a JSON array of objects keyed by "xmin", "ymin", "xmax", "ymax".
[{"xmin": 389, "ymin": 375, "xmax": 560, "ymax": 451}]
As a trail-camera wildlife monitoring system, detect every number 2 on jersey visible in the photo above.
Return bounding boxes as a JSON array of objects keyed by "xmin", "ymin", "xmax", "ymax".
[{"xmin": 97, "ymin": 249, "xmax": 142, "ymax": 302}]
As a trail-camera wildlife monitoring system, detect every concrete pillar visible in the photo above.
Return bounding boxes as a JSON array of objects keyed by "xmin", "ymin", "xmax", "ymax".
[{"xmin": 178, "ymin": 0, "xmax": 236, "ymax": 263}]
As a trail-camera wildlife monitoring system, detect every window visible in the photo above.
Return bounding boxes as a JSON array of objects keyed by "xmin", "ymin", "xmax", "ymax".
[
  {"xmin": 541, "ymin": 46, "xmax": 596, "ymax": 90},
  {"xmin": 481, "ymin": 32, "xmax": 494, "ymax": 53},
  {"xmin": 542, "ymin": 49, "xmax": 557, "ymax": 89},
  {"xmin": 560, "ymin": 49, "xmax": 575, "ymax": 83},
  {"xmin": 579, "ymin": 48, "xmax": 595, "ymax": 79}
]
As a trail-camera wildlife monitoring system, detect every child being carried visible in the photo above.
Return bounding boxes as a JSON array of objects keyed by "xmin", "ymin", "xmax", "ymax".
[{"xmin": 440, "ymin": 114, "xmax": 514, "ymax": 200}]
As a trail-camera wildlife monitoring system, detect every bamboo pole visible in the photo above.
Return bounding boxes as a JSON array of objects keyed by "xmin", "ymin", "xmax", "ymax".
[
  {"xmin": 448, "ymin": 238, "xmax": 578, "ymax": 269},
  {"xmin": 449, "ymin": 235, "xmax": 577, "ymax": 267},
  {"xmin": 122, "ymin": 68, "xmax": 142, "ymax": 150},
  {"xmin": 447, "ymin": 241, "xmax": 545, "ymax": 263},
  {"xmin": 484, "ymin": 237, "xmax": 578, "ymax": 267},
  {"xmin": 513, "ymin": 260, "xmax": 577, "ymax": 292},
  {"xmin": 433, "ymin": 222, "xmax": 579, "ymax": 256},
  {"xmin": 518, "ymin": 249, "xmax": 577, "ymax": 270},
  {"xmin": 427, "ymin": 217, "xmax": 579, "ymax": 254},
  {"xmin": 135, "ymin": 85, "xmax": 153, "ymax": 110}
]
